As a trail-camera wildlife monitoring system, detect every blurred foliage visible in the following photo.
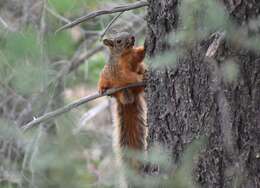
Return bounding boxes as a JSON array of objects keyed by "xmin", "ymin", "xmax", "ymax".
[
  {"xmin": 154, "ymin": 0, "xmax": 258, "ymax": 66},
  {"xmin": 48, "ymin": 0, "xmax": 108, "ymax": 14},
  {"xmin": 48, "ymin": 0, "xmax": 134, "ymax": 14},
  {"xmin": 65, "ymin": 52, "xmax": 105, "ymax": 88},
  {"xmin": 46, "ymin": 32, "xmax": 75, "ymax": 59},
  {"xmin": 177, "ymin": 0, "xmax": 230, "ymax": 43},
  {"xmin": 3, "ymin": 28, "xmax": 40, "ymax": 63},
  {"xmin": 221, "ymin": 60, "xmax": 239, "ymax": 84},
  {"xmin": 27, "ymin": 115, "xmax": 97, "ymax": 188},
  {"xmin": 172, "ymin": 137, "xmax": 206, "ymax": 188},
  {"xmin": 0, "ymin": 28, "xmax": 54, "ymax": 95},
  {"xmin": 119, "ymin": 138, "xmax": 206, "ymax": 188},
  {"xmin": 48, "ymin": 0, "xmax": 85, "ymax": 14},
  {"xmin": 84, "ymin": 53, "xmax": 106, "ymax": 84},
  {"xmin": 148, "ymin": 51, "xmax": 178, "ymax": 68}
]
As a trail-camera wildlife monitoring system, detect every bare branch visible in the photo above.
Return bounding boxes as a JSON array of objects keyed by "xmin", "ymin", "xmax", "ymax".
[
  {"xmin": 46, "ymin": 6, "xmax": 98, "ymax": 37},
  {"xmin": 45, "ymin": 6, "xmax": 71, "ymax": 24},
  {"xmin": 68, "ymin": 45, "xmax": 104, "ymax": 73},
  {"xmin": 73, "ymin": 100, "xmax": 110, "ymax": 134},
  {"xmin": 56, "ymin": 0, "xmax": 149, "ymax": 32},
  {"xmin": 22, "ymin": 82, "xmax": 146, "ymax": 131},
  {"xmin": 43, "ymin": 44, "xmax": 104, "ymax": 92},
  {"xmin": 100, "ymin": 12, "xmax": 124, "ymax": 39},
  {"xmin": 0, "ymin": 17, "xmax": 9, "ymax": 29}
]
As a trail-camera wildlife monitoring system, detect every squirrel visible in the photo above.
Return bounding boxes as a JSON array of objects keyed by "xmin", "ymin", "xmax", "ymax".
[{"xmin": 98, "ymin": 32, "xmax": 147, "ymax": 173}]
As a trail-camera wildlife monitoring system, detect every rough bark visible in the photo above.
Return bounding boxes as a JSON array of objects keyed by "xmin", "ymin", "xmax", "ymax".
[{"xmin": 145, "ymin": 0, "xmax": 260, "ymax": 187}]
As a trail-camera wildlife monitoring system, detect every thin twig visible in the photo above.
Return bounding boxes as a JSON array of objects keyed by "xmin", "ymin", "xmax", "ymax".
[
  {"xmin": 45, "ymin": 6, "xmax": 99, "ymax": 36},
  {"xmin": 39, "ymin": 0, "xmax": 47, "ymax": 42},
  {"xmin": 68, "ymin": 45, "xmax": 104, "ymax": 73},
  {"xmin": 73, "ymin": 100, "xmax": 110, "ymax": 134},
  {"xmin": 41, "ymin": 44, "xmax": 104, "ymax": 93},
  {"xmin": 46, "ymin": 6, "xmax": 96, "ymax": 36},
  {"xmin": 44, "ymin": 44, "xmax": 103, "ymax": 90},
  {"xmin": 100, "ymin": 12, "xmax": 124, "ymax": 39},
  {"xmin": 45, "ymin": 6, "xmax": 71, "ymax": 23},
  {"xmin": 22, "ymin": 82, "xmax": 146, "ymax": 131},
  {"xmin": 56, "ymin": 0, "xmax": 148, "ymax": 32}
]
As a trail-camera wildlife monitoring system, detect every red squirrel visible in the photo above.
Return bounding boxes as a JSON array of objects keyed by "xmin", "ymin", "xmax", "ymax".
[{"xmin": 98, "ymin": 32, "xmax": 147, "ymax": 171}]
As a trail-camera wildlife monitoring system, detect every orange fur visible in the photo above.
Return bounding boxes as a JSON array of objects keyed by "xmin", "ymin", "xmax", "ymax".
[
  {"xmin": 115, "ymin": 96, "xmax": 146, "ymax": 150},
  {"xmin": 98, "ymin": 46, "xmax": 146, "ymax": 102},
  {"xmin": 98, "ymin": 33, "xmax": 147, "ymax": 172}
]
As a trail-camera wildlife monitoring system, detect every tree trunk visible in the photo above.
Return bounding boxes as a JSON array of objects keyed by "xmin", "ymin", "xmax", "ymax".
[{"xmin": 145, "ymin": 0, "xmax": 260, "ymax": 187}]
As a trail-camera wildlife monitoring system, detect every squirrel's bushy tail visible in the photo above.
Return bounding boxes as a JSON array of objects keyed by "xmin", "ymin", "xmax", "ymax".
[{"xmin": 113, "ymin": 93, "xmax": 147, "ymax": 171}]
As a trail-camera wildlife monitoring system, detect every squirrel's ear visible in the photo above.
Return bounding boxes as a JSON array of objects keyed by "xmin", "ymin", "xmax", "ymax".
[
  {"xmin": 130, "ymin": 35, "xmax": 135, "ymax": 45},
  {"xmin": 103, "ymin": 39, "xmax": 114, "ymax": 47}
]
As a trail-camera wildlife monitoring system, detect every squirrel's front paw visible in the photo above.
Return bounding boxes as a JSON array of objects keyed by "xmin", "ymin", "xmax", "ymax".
[
  {"xmin": 99, "ymin": 87, "xmax": 109, "ymax": 95},
  {"xmin": 137, "ymin": 74, "xmax": 144, "ymax": 82}
]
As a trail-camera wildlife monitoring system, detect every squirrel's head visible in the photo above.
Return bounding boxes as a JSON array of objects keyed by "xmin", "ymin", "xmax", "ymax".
[{"xmin": 103, "ymin": 32, "xmax": 135, "ymax": 55}]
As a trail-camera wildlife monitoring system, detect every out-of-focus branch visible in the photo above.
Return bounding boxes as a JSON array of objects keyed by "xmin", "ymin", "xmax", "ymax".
[
  {"xmin": 45, "ymin": 6, "xmax": 71, "ymax": 23},
  {"xmin": 100, "ymin": 12, "xmax": 124, "ymax": 39},
  {"xmin": 46, "ymin": 6, "xmax": 100, "ymax": 37},
  {"xmin": 22, "ymin": 82, "xmax": 146, "ymax": 131},
  {"xmin": 56, "ymin": 0, "xmax": 148, "ymax": 32},
  {"xmin": 68, "ymin": 45, "xmax": 104, "ymax": 73},
  {"xmin": 73, "ymin": 100, "xmax": 110, "ymax": 134},
  {"xmin": 44, "ymin": 44, "xmax": 104, "ymax": 91},
  {"xmin": 0, "ymin": 17, "xmax": 9, "ymax": 29},
  {"xmin": 0, "ymin": 16, "xmax": 14, "ymax": 31}
]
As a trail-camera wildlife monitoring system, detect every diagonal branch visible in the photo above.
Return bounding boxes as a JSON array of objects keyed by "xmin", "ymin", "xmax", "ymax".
[
  {"xmin": 68, "ymin": 45, "xmax": 104, "ymax": 73},
  {"xmin": 46, "ymin": 6, "xmax": 100, "ymax": 37},
  {"xmin": 44, "ymin": 44, "xmax": 104, "ymax": 91},
  {"xmin": 73, "ymin": 100, "xmax": 110, "ymax": 134},
  {"xmin": 56, "ymin": 0, "xmax": 149, "ymax": 32},
  {"xmin": 22, "ymin": 82, "xmax": 146, "ymax": 131},
  {"xmin": 100, "ymin": 11, "xmax": 124, "ymax": 39},
  {"xmin": 45, "ymin": 6, "xmax": 71, "ymax": 24}
]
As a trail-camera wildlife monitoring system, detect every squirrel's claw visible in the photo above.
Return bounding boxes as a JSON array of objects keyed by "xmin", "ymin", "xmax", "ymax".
[{"xmin": 99, "ymin": 86, "xmax": 108, "ymax": 95}]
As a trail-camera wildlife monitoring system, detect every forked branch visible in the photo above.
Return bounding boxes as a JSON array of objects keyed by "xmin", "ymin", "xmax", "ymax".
[{"xmin": 56, "ymin": 0, "xmax": 148, "ymax": 32}]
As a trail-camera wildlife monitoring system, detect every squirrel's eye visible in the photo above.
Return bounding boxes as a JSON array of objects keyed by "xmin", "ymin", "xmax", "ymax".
[{"xmin": 117, "ymin": 40, "xmax": 122, "ymax": 44}]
